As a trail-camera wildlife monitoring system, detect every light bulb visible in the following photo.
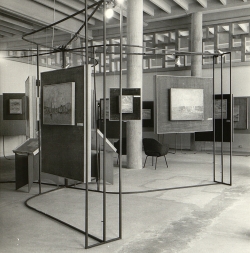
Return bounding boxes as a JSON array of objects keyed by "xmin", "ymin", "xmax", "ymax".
[
  {"xmin": 105, "ymin": 8, "xmax": 114, "ymax": 19},
  {"xmin": 116, "ymin": 0, "xmax": 124, "ymax": 4}
]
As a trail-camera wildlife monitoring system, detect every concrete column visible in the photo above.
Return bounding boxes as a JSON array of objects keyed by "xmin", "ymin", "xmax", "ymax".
[
  {"xmin": 190, "ymin": 12, "xmax": 203, "ymax": 150},
  {"xmin": 191, "ymin": 12, "xmax": 202, "ymax": 77},
  {"xmin": 126, "ymin": 0, "xmax": 143, "ymax": 169}
]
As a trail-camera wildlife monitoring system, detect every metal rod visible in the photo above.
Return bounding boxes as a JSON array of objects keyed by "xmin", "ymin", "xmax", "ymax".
[
  {"xmin": 93, "ymin": 47, "xmax": 100, "ymax": 191},
  {"xmin": 85, "ymin": 0, "xmax": 89, "ymax": 249},
  {"xmin": 103, "ymin": 0, "xmax": 107, "ymax": 242},
  {"xmin": 221, "ymin": 55, "xmax": 224, "ymax": 183},
  {"xmin": 119, "ymin": 4, "xmax": 123, "ymax": 239},
  {"xmin": 229, "ymin": 52, "xmax": 232, "ymax": 186},
  {"xmin": 213, "ymin": 56, "xmax": 216, "ymax": 182},
  {"xmin": 36, "ymin": 45, "xmax": 42, "ymax": 194},
  {"xmin": 22, "ymin": 1, "xmax": 103, "ymax": 43}
]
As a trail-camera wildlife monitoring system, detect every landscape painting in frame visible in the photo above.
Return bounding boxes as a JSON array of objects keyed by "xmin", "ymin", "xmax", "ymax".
[
  {"xmin": 43, "ymin": 82, "xmax": 75, "ymax": 125},
  {"xmin": 233, "ymin": 105, "xmax": 240, "ymax": 122},
  {"xmin": 214, "ymin": 99, "xmax": 227, "ymax": 119},
  {"xmin": 9, "ymin": 99, "xmax": 22, "ymax": 114},
  {"xmin": 170, "ymin": 88, "xmax": 204, "ymax": 120},
  {"xmin": 119, "ymin": 95, "xmax": 133, "ymax": 113}
]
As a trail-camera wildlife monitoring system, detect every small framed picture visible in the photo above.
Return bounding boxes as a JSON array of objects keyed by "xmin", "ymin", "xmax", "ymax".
[{"xmin": 9, "ymin": 99, "xmax": 22, "ymax": 114}]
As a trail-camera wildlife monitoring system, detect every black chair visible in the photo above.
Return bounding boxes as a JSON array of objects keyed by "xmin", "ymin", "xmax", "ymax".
[
  {"xmin": 143, "ymin": 138, "xmax": 169, "ymax": 170},
  {"xmin": 114, "ymin": 138, "xmax": 126, "ymax": 164}
]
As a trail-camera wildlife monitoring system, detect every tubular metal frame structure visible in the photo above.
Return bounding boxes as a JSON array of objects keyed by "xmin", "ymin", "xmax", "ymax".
[
  {"xmin": 1, "ymin": 1, "xmax": 233, "ymax": 249},
  {"xmin": 21, "ymin": 0, "xmax": 123, "ymax": 249},
  {"xmin": 213, "ymin": 52, "xmax": 233, "ymax": 186}
]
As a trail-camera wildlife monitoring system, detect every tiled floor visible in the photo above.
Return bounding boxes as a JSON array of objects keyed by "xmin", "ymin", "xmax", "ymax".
[{"xmin": 0, "ymin": 151, "xmax": 250, "ymax": 252}]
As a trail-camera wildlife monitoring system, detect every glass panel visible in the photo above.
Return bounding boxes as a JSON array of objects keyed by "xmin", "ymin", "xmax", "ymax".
[
  {"xmin": 233, "ymin": 38, "xmax": 241, "ymax": 47},
  {"xmin": 218, "ymin": 33, "xmax": 229, "ymax": 49},
  {"xmin": 203, "ymin": 41, "xmax": 214, "ymax": 53},
  {"xmin": 150, "ymin": 57, "xmax": 163, "ymax": 69},
  {"xmin": 245, "ymin": 37, "xmax": 250, "ymax": 53},
  {"xmin": 179, "ymin": 37, "xmax": 189, "ymax": 51}
]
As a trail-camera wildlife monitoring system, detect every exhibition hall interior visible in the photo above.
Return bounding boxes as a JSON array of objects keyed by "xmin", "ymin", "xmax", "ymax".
[{"xmin": 0, "ymin": 0, "xmax": 250, "ymax": 252}]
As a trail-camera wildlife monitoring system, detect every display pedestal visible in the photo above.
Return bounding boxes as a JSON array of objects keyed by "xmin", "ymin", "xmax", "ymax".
[
  {"xmin": 13, "ymin": 138, "xmax": 39, "ymax": 192},
  {"xmin": 13, "ymin": 138, "xmax": 59, "ymax": 192}
]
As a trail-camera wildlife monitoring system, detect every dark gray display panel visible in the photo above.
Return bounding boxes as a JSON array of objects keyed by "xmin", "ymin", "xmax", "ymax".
[{"xmin": 41, "ymin": 66, "xmax": 85, "ymax": 181}]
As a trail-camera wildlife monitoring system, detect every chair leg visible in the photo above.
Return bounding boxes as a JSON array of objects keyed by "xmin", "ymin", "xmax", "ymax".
[
  {"xmin": 155, "ymin": 157, "xmax": 157, "ymax": 170},
  {"xmin": 143, "ymin": 156, "xmax": 148, "ymax": 168},
  {"xmin": 152, "ymin": 156, "xmax": 153, "ymax": 166},
  {"xmin": 164, "ymin": 155, "xmax": 168, "ymax": 168}
]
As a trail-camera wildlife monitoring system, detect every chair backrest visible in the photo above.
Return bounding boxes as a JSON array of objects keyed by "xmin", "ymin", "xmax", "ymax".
[{"xmin": 143, "ymin": 138, "xmax": 169, "ymax": 156}]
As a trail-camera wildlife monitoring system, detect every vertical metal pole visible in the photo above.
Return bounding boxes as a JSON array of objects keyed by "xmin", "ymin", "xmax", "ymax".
[
  {"xmin": 103, "ymin": 0, "xmax": 107, "ymax": 242},
  {"xmin": 36, "ymin": 45, "xmax": 42, "ymax": 194},
  {"xmin": 119, "ymin": 4, "xmax": 123, "ymax": 239},
  {"xmin": 221, "ymin": 55, "xmax": 224, "ymax": 183},
  {"xmin": 62, "ymin": 50, "xmax": 66, "ymax": 68},
  {"xmin": 61, "ymin": 50, "xmax": 68, "ymax": 188},
  {"xmin": 85, "ymin": 0, "xmax": 89, "ymax": 248},
  {"xmin": 213, "ymin": 55, "xmax": 216, "ymax": 182},
  {"xmin": 93, "ymin": 48, "xmax": 100, "ymax": 191},
  {"xmin": 229, "ymin": 52, "xmax": 232, "ymax": 185}
]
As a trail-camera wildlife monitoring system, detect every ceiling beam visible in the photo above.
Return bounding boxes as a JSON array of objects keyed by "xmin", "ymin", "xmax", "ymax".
[
  {"xmin": 238, "ymin": 23, "xmax": 249, "ymax": 33},
  {"xmin": 149, "ymin": 0, "xmax": 171, "ymax": 13},
  {"xmin": 0, "ymin": 30, "xmax": 14, "ymax": 37},
  {"xmin": 0, "ymin": 15, "xmax": 34, "ymax": 29},
  {"xmin": 0, "ymin": 0, "xmax": 92, "ymax": 38},
  {"xmin": 143, "ymin": 2, "xmax": 155, "ymax": 16},
  {"xmin": 32, "ymin": 0, "xmax": 95, "ymax": 25},
  {"xmin": 0, "ymin": 25, "xmax": 24, "ymax": 35},
  {"xmin": 196, "ymin": 0, "xmax": 207, "ymax": 8},
  {"xmin": 219, "ymin": 0, "xmax": 227, "ymax": 5},
  {"xmin": 173, "ymin": 0, "xmax": 189, "ymax": 11},
  {"xmin": 0, "ymin": 20, "xmax": 31, "ymax": 33}
]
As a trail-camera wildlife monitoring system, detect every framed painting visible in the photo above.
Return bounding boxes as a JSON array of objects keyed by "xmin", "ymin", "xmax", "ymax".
[
  {"xmin": 43, "ymin": 82, "xmax": 75, "ymax": 125},
  {"xmin": 9, "ymin": 99, "xmax": 22, "ymax": 114},
  {"xmin": 119, "ymin": 95, "xmax": 133, "ymax": 113},
  {"xmin": 109, "ymin": 88, "xmax": 141, "ymax": 121},
  {"xmin": 233, "ymin": 105, "xmax": 240, "ymax": 122},
  {"xmin": 214, "ymin": 99, "xmax": 227, "ymax": 119},
  {"xmin": 234, "ymin": 97, "xmax": 248, "ymax": 130},
  {"xmin": 170, "ymin": 88, "xmax": 204, "ymax": 121}
]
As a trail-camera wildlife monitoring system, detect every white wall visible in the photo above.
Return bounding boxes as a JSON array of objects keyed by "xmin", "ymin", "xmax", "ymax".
[{"xmin": 0, "ymin": 59, "xmax": 52, "ymax": 156}]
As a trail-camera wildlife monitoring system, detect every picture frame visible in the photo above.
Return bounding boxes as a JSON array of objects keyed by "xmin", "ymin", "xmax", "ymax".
[
  {"xmin": 214, "ymin": 99, "xmax": 227, "ymax": 119},
  {"xmin": 170, "ymin": 88, "xmax": 204, "ymax": 121},
  {"xmin": 119, "ymin": 95, "xmax": 133, "ymax": 113},
  {"xmin": 43, "ymin": 82, "xmax": 75, "ymax": 125},
  {"xmin": 9, "ymin": 99, "xmax": 23, "ymax": 114},
  {"xmin": 109, "ymin": 88, "xmax": 141, "ymax": 121}
]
